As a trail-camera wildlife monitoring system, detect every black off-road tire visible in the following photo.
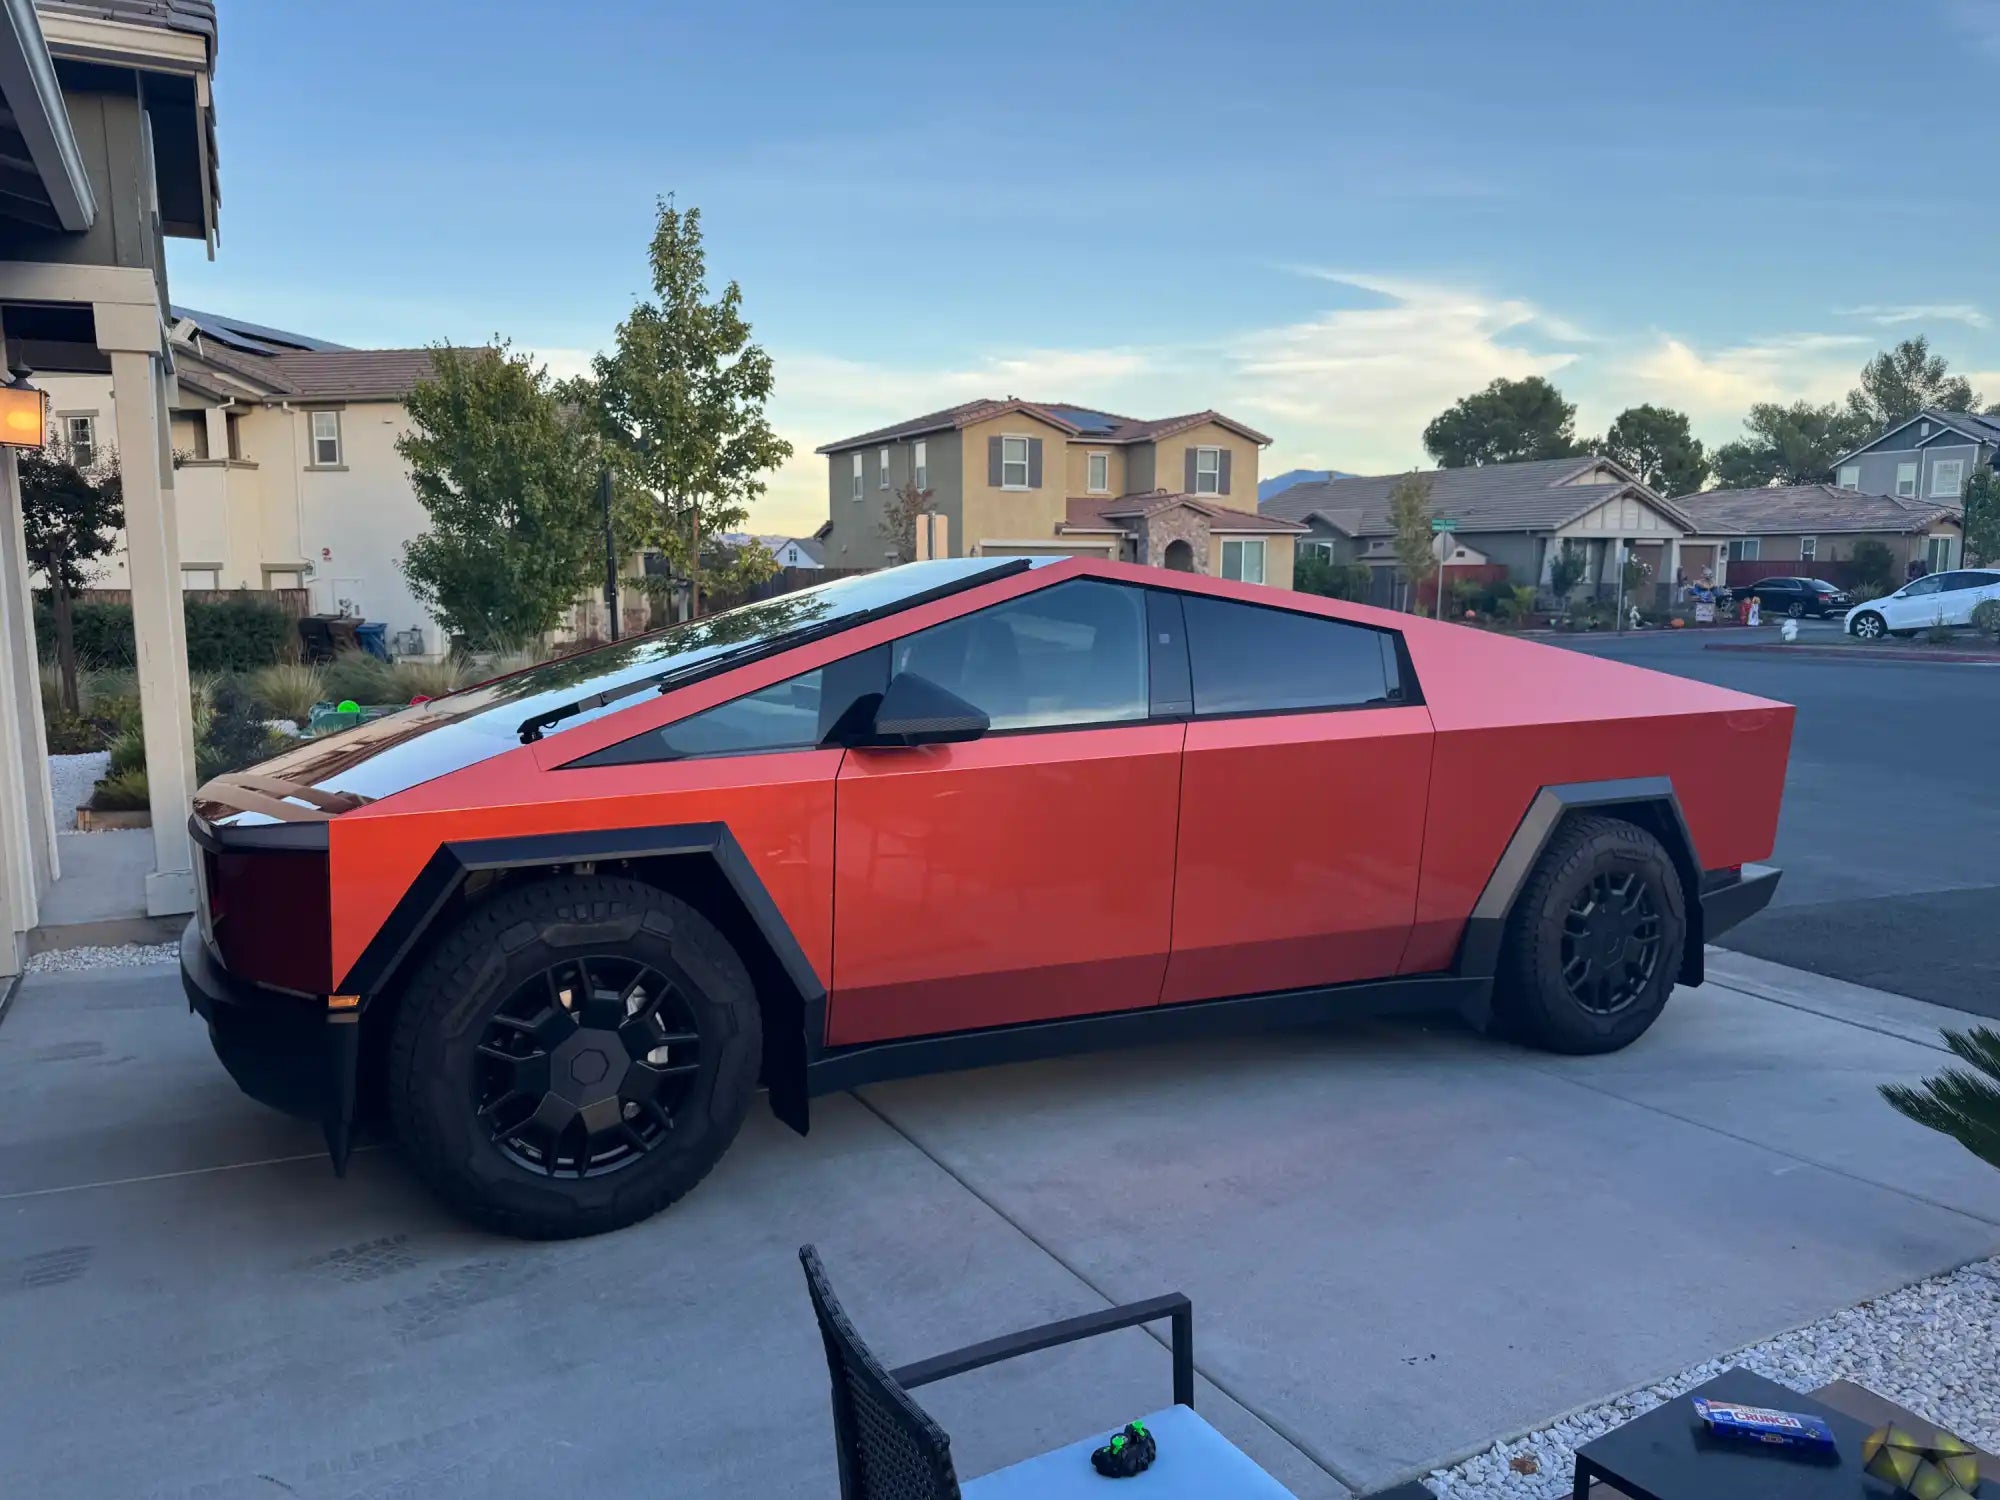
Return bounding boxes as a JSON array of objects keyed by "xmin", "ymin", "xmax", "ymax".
[
  {"xmin": 1491, "ymin": 815, "xmax": 1686, "ymax": 1055},
  {"xmin": 385, "ymin": 875, "xmax": 760, "ymax": 1239}
]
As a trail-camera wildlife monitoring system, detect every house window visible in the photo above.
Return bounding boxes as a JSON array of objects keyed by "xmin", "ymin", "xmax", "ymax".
[
  {"xmin": 1927, "ymin": 535, "xmax": 1955, "ymax": 573},
  {"xmin": 878, "ymin": 445, "xmax": 890, "ymax": 489},
  {"xmin": 913, "ymin": 439, "xmax": 927, "ymax": 492},
  {"xmin": 1837, "ymin": 465, "xmax": 1859, "ymax": 491},
  {"xmin": 1194, "ymin": 447, "xmax": 1221, "ymax": 495},
  {"xmin": 1001, "ymin": 435, "xmax": 1030, "ymax": 489},
  {"xmin": 1308, "ymin": 540, "xmax": 1335, "ymax": 560},
  {"xmin": 309, "ymin": 410, "xmax": 342, "ymax": 467},
  {"xmin": 1931, "ymin": 458, "xmax": 1966, "ymax": 497},
  {"xmin": 850, "ymin": 453, "xmax": 863, "ymax": 501},
  {"xmin": 1727, "ymin": 538, "xmax": 1761, "ymax": 562},
  {"xmin": 181, "ymin": 567, "xmax": 220, "ymax": 590},
  {"xmin": 1220, "ymin": 538, "xmax": 1266, "ymax": 584},
  {"xmin": 1895, "ymin": 461, "xmax": 1918, "ymax": 498},
  {"xmin": 1799, "ymin": 537, "xmax": 1817, "ymax": 563},
  {"xmin": 1087, "ymin": 452, "xmax": 1109, "ymax": 494},
  {"xmin": 63, "ymin": 414, "xmax": 96, "ymax": 466}
]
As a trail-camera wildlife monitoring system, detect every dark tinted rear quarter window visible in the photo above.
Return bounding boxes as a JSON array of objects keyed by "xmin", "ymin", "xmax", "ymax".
[{"xmin": 1182, "ymin": 595, "xmax": 1398, "ymax": 715}]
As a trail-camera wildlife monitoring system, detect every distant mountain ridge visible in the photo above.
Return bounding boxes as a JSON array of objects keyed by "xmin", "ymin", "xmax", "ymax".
[{"xmin": 1258, "ymin": 468, "xmax": 1352, "ymax": 501}]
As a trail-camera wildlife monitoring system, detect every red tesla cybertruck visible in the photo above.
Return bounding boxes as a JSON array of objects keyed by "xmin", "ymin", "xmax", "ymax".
[{"xmin": 184, "ymin": 557, "xmax": 1790, "ymax": 1238}]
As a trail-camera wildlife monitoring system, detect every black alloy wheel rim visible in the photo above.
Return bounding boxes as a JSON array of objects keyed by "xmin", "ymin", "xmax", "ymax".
[
  {"xmin": 473, "ymin": 955, "xmax": 702, "ymax": 1178},
  {"xmin": 1787, "ymin": 600, "xmax": 1805, "ymax": 617},
  {"xmin": 1559, "ymin": 869, "xmax": 1662, "ymax": 1016}
]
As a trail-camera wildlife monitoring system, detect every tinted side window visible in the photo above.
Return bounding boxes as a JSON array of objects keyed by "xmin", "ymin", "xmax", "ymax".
[
  {"xmin": 1904, "ymin": 575, "xmax": 1945, "ymax": 596},
  {"xmin": 890, "ymin": 579, "xmax": 1148, "ymax": 731},
  {"xmin": 1938, "ymin": 572, "xmax": 1979, "ymax": 592},
  {"xmin": 568, "ymin": 649, "xmax": 886, "ymax": 767},
  {"xmin": 1182, "ymin": 596, "xmax": 1398, "ymax": 715}
]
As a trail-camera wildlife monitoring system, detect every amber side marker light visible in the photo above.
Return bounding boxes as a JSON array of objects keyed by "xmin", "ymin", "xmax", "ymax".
[
  {"xmin": 327, "ymin": 994, "xmax": 360, "ymax": 1012},
  {"xmin": 0, "ymin": 368, "xmax": 46, "ymax": 449}
]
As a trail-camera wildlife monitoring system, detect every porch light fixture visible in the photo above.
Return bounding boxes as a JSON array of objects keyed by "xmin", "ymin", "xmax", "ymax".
[{"xmin": 0, "ymin": 368, "xmax": 46, "ymax": 450}]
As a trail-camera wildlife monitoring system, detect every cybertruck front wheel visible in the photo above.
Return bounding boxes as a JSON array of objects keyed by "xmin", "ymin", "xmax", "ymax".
[
  {"xmin": 386, "ymin": 875, "xmax": 760, "ymax": 1239},
  {"xmin": 1493, "ymin": 815, "xmax": 1685, "ymax": 1055}
]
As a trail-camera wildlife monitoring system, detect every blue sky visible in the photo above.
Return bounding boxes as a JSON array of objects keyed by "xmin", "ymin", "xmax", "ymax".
[{"xmin": 169, "ymin": 0, "xmax": 2000, "ymax": 534}]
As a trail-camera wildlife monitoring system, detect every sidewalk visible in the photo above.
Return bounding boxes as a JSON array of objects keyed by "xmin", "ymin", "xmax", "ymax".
[{"xmin": 0, "ymin": 951, "xmax": 1994, "ymax": 1498}]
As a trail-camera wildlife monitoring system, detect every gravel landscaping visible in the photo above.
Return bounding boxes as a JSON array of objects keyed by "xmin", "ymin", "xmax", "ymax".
[
  {"xmin": 48, "ymin": 751, "xmax": 108, "ymax": 834},
  {"xmin": 24, "ymin": 941, "xmax": 179, "ymax": 974},
  {"xmin": 1427, "ymin": 1253, "xmax": 2000, "ymax": 1498}
]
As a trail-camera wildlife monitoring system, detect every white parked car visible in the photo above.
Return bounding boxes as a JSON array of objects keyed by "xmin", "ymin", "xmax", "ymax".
[{"xmin": 1844, "ymin": 569, "xmax": 2000, "ymax": 639}]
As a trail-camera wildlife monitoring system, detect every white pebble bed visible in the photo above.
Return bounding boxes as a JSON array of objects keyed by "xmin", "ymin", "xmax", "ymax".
[
  {"xmin": 1428, "ymin": 1255, "xmax": 2000, "ymax": 1498},
  {"xmin": 49, "ymin": 751, "xmax": 108, "ymax": 833},
  {"xmin": 25, "ymin": 941, "xmax": 178, "ymax": 973}
]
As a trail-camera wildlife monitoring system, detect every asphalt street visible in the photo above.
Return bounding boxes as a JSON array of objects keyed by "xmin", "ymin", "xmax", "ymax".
[{"xmin": 1553, "ymin": 623, "xmax": 2000, "ymax": 1019}]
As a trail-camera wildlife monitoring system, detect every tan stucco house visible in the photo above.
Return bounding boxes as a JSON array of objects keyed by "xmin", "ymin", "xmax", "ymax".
[
  {"xmin": 814, "ymin": 398, "xmax": 1302, "ymax": 588},
  {"xmin": 1674, "ymin": 484, "xmax": 1965, "ymax": 582}
]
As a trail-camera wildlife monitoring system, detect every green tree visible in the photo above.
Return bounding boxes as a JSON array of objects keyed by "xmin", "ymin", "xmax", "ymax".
[
  {"xmin": 1547, "ymin": 540, "xmax": 1588, "ymax": 600},
  {"xmin": 1601, "ymin": 404, "xmax": 1709, "ymax": 496},
  {"xmin": 1881, "ymin": 1026, "xmax": 2000, "ymax": 1172},
  {"xmin": 594, "ymin": 197, "xmax": 793, "ymax": 615},
  {"xmin": 1387, "ymin": 473, "xmax": 1437, "ymax": 612},
  {"xmin": 1847, "ymin": 536, "xmax": 1896, "ymax": 592},
  {"xmin": 1422, "ymin": 376, "xmax": 1583, "ymax": 468},
  {"xmin": 1293, "ymin": 549, "xmax": 1371, "ymax": 601},
  {"xmin": 1960, "ymin": 467, "xmax": 2000, "ymax": 566},
  {"xmin": 1711, "ymin": 401, "xmax": 1873, "ymax": 489},
  {"xmin": 1844, "ymin": 336, "xmax": 1986, "ymax": 433},
  {"xmin": 398, "ymin": 343, "xmax": 608, "ymax": 650},
  {"xmin": 20, "ymin": 438, "xmax": 123, "ymax": 713}
]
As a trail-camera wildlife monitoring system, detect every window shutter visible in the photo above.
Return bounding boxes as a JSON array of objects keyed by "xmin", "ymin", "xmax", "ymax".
[
  {"xmin": 1184, "ymin": 448, "xmax": 1197, "ymax": 493},
  {"xmin": 1219, "ymin": 450, "xmax": 1232, "ymax": 495},
  {"xmin": 988, "ymin": 436, "xmax": 1003, "ymax": 487},
  {"xmin": 1028, "ymin": 438, "xmax": 1043, "ymax": 488}
]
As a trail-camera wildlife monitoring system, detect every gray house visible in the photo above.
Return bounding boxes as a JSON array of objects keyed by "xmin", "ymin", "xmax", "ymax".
[
  {"xmin": 1832, "ymin": 408, "xmax": 2000, "ymax": 505},
  {"xmin": 1261, "ymin": 456, "xmax": 1696, "ymax": 608}
]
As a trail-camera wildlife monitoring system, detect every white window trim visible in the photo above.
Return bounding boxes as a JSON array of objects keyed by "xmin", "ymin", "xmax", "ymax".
[
  {"xmin": 309, "ymin": 409, "xmax": 343, "ymax": 467},
  {"xmin": 913, "ymin": 439, "xmax": 927, "ymax": 492},
  {"xmin": 1837, "ymin": 465, "xmax": 1859, "ymax": 491},
  {"xmin": 1895, "ymin": 460, "xmax": 1919, "ymax": 499},
  {"xmin": 1194, "ymin": 446, "xmax": 1221, "ymax": 495},
  {"xmin": 60, "ymin": 412, "xmax": 96, "ymax": 463},
  {"xmin": 1086, "ymin": 451, "xmax": 1110, "ymax": 494},
  {"xmin": 879, "ymin": 445, "xmax": 890, "ymax": 489},
  {"xmin": 1799, "ymin": 536, "xmax": 1817, "ymax": 562},
  {"xmin": 850, "ymin": 452, "xmax": 863, "ymax": 502},
  {"xmin": 1000, "ymin": 434, "xmax": 1031, "ymax": 491},
  {"xmin": 1221, "ymin": 537, "xmax": 1266, "ymax": 583},
  {"xmin": 1931, "ymin": 458, "xmax": 1965, "ymax": 497}
]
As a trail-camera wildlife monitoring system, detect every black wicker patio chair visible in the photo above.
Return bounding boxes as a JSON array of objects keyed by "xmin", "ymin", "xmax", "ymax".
[{"xmin": 799, "ymin": 1243, "xmax": 1296, "ymax": 1498}]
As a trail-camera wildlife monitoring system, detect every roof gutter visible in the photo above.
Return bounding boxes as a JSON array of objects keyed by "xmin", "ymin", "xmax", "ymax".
[{"xmin": 0, "ymin": 0, "xmax": 96, "ymax": 232}]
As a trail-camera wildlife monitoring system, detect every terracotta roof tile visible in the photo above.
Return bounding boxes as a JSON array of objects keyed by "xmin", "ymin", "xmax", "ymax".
[{"xmin": 1064, "ymin": 492, "xmax": 1305, "ymax": 534}]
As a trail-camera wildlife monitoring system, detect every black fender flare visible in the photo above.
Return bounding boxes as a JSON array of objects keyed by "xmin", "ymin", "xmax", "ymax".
[
  {"xmin": 1453, "ymin": 777, "xmax": 1706, "ymax": 990},
  {"xmin": 339, "ymin": 822, "xmax": 826, "ymax": 1136}
]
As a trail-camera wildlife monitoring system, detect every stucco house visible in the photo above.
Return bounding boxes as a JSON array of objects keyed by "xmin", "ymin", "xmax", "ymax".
[
  {"xmin": 40, "ymin": 308, "xmax": 457, "ymax": 654},
  {"xmin": 1264, "ymin": 457, "xmax": 1693, "ymax": 607},
  {"xmin": 814, "ymin": 398, "xmax": 1301, "ymax": 588},
  {"xmin": 1831, "ymin": 408, "xmax": 2000, "ymax": 505},
  {"xmin": 1674, "ymin": 484, "xmax": 1965, "ymax": 582}
]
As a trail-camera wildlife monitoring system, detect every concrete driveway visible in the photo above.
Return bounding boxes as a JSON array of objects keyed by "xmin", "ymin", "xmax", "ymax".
[{"xmin": 2, "ymin": 954, "xmax": 1996, "ymax": 1499}]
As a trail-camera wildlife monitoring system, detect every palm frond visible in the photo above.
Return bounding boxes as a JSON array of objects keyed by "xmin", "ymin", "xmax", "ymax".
[{"xmin": 1881, "ymin": 1027, "xmax": 2000, "ymax": 1171}]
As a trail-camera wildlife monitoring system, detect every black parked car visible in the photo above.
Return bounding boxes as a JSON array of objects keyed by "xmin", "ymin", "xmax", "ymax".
[{"xmin": 1739, "ymin": 577, "xmax": 1853, "ymax": 618}]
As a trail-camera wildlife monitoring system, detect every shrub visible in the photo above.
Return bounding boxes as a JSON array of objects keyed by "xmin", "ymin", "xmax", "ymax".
[
  {"xmin": 1881, "ymin": 1025, "xmax": 2000, "ymax": 1171},
  {"xmin": 107, "ymin": 727, "xmax": 146, "ymax": 777},
  {"xmin": 391, "ymin": 655, "xmax": 475, "ymax": 701},
  {"xmin": 1498, "ymin": 584, "xmax": 1538, "ymax": 625},
  {"xmin": 1293, "ymin": 552, "xmax": 1372, "ymax": 602},
  {"xmin": 321, "ymin": 650, "xmax": 398, "ymax": 704},
  {"xmin": 33, "ymin": 594, "xmax": 296, "ymax": 672},
  {"xmin": 1849, "ymin": 537, "xmax": 1895, "ymax": 593},
  {"xmin": 89, "ymin": 767, "xmax": 151, "ymax": 811},
  {"xmin": 1848, "ymin": 583, "xmax": 1885, "ymax": 604},
  {"xmin": 44, "ymin": 710, "xmax": 103, "ymax": 753},
  {"xmin": 1972, "ymin": 599, "xmax": 2000, "ymax": 639},
  {"xmin": 1925, "ymin": 622, "xmax": 1957, "ymax": 645},
  {"xmin": 251, "ymin": 662, "xmax": 327, "ymax": 723}
]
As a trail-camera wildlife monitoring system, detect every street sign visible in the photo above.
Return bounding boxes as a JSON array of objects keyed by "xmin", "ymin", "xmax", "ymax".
[{"xmin": 1430, "ymin": 517, "xmax": 1460, "ymax": 531}]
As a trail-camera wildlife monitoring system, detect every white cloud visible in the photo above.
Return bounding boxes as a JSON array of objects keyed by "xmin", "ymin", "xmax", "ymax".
[
  {"xmin": 521, "ymin": 346, "xmax": 601, "ymax": 382},
  {"xmin": 1945, "ymin": 0, "xmax": 2000, "ymax": 55},
  {"xmin": 1605, "ymin": 333, "xmax": 1869, "ymax": 431},
  {"xmin": 1838, "ymin": 303, "xmax": 1990, "ymax": 330}
]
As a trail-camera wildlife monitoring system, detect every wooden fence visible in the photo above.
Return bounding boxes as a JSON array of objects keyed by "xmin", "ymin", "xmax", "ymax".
[{"xmin": 76, "ymin": 586, "xmax": 314, "ymax": 617}]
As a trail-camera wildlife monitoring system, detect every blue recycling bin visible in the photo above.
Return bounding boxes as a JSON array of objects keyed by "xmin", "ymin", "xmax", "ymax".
[{"xmin": 354, "ymin": 621, "xmax": 390, "ymax": 661}]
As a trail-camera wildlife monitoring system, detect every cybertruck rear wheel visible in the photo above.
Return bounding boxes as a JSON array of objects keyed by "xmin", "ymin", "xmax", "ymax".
[
  {"xmin": 1493, "ymin": 815, "xmax": 1685, "ymax": 1055},
  {"xmin": 386, "ymin": 875, "xmax": 760, "ymax": 1239}
]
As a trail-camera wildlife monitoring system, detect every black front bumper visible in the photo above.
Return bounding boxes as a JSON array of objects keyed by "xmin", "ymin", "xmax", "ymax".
[
  {"xmin": 1700, "ymin": 863, "xmax": 1781, "ymax": 942},
  {"xmin": 181, "ymin": 919, "xmax": 330, "ymax": 1124}
]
